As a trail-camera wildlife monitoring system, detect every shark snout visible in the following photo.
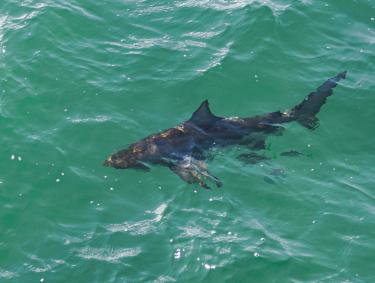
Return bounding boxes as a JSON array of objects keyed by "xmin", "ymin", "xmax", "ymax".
[
  {"xmin": 103, "ymin": 155, "xmax": 130, "ymax": 169},
  {"xmin": 103, "ymin": 156, "xmax": 112, "ymax": 167}
]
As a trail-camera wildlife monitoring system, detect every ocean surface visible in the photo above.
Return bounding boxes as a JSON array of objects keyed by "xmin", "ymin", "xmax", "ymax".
[{"xmin": 1, "ymin": 1, "xmax": 375, "ymax": 282}]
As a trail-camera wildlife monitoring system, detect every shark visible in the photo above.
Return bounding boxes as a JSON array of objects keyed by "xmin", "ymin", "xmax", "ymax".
[{"xmin": 104, "ymin": 71, "xmax": 347, "ymax": 189}]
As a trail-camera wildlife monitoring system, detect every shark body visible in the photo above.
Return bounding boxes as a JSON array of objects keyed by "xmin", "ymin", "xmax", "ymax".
[{"xmin": 104, "ymin": 71, "xmax": 347, "ymax": 188}]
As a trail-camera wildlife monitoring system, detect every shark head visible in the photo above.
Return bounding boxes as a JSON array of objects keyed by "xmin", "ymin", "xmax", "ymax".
[{"xmin": 103, "ymin": 144, "xmax": 150, "ymax": 171}]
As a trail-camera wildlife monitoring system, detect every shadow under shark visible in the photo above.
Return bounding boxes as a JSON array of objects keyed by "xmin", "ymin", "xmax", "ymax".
[{"xmin": 104, "ymin": 71, "xmax": 347, "ymax": 189}]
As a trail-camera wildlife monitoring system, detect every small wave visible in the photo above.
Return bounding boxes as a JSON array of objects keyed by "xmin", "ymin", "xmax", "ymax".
[
  {"xmin": 78, "ymin": 247, "xmax": 141, "ymax": 262},
  {"xmin": 24, "ymin": 254, "xmax": 65, "ymax": 274},
  {"xmin": 175, "ymin": 0, "xmax": 290, "ymax": 13},
  {"xmin": 175, "ymin": 0, "xmax": 253, "ymax": 10},
  {"xmin": 154, "ymin": 275, "xmax": 177, "ymax": 283},
  {"xmin": 178, "ymin": 225, "xmax": 212, "ymax": 238},
  {"xmin": 338, "ymin": 179, "xmax": 375, "ymax": 202},
  {"xmin": 66, "ymin": 115, "xmax": 111, "ymax": 124},
  {"xmin": 196, "ymin": 42, "xmax": 232, "ymax": 73},
  {"xmin": 212, "ymin": 233, "xmax": 249, "ymax": 243},
  {"xmin": 113, "ymin": 35, "xmax": 209, "ymax": 52},
  {"xmin": 112, "ymin": 34, "xmax": 217, "ymax": 53},
  {"xmin": 28, "ymin": 266, "xmax": 51, "ymax": 273},
  {"xmin": 1, "ymin": 4, "xmax": 45, "ymax": 34},
  {"xmin": 52, "ymin": 2, "xmax": 104, "ymax": 22},
  {"xmin": 129, "ymin": 5, "xmax": 175, "ymax": 17},
  {"xmin": 183, "ymin": 31, "xmax": 222, "ymax": 39},
  {"xmin": 0, "ymin": 269, "xmax": 16, "ymax": 279},
  {"xmin": 184, "ymin": 39, "xmax": 207, "ymax": 48},
  {"xmin": 118, "ymin": 35, "xmax": 172, "ymax": 50},
  {"xmin": 0, "ymin": 16, "xmax": 6, "ymax": 47},
  {"xmin": 106, "ymin": 203, "xmax": 168, "ymax": 235}
]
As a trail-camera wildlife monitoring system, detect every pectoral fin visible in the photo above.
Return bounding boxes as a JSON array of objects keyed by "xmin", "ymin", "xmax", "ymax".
[
  {"xmin": 169, "ymin": 157, "xmax": 222, "ymax": 189},
  {"xmin": 133, "ymin": 161, "xmax": 151, "ymax": 171}
]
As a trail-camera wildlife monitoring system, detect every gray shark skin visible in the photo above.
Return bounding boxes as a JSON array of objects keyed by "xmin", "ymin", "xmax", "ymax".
[{"xmin": 104, "ymin": 71, "xmax": 347, "ymax": 189}]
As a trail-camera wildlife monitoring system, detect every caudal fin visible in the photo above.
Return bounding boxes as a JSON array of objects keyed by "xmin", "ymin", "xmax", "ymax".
[{"xmin": 291, "ymin": 71, "xmax": 347, "ymax": 129}]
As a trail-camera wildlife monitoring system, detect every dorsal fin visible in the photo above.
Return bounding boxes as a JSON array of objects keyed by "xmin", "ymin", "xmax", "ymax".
[{"xmin": 189, "ymin": 100, "xmax": 221, "ymax": 127}]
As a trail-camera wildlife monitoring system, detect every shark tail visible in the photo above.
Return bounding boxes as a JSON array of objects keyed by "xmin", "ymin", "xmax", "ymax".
[{"xmin": 289, "ymin": 71, "xmax": 347, "ymax": 129}]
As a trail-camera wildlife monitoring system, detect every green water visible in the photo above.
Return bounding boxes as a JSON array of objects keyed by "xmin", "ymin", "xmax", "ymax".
[{"xmin": 1, "ymin": 1, "xmax": 375, "ymax": 282}]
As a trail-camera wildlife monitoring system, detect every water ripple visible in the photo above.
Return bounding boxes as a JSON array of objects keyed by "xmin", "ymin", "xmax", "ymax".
[
  {"xmin": 196, "ymin": 42, "xmax": 232, "ymax": 73},
  {"xmin": 106, "ymin": 203, "xmax": 168, "ymax": 235},
  {"xmin": 0, "ymin": 16, "xmax": 6, "ymax": 52},
  {"xmin": 154, "ymin": 275, "xmax": 177, "ymax": 283},
  {"xmin": 0, "ymin": 269, "xmax": 16, "ymax": 279},
  {"xmin": 66, "ymin": 115, "xmax": 111, "ymax": 124},
  {"xmin": 130, "ymin": 5, "xmax": 175, "ymax": 17},
  {"xmin": 175, "ymin": 0, "xmax": 290, "ymax": 13},
  {"xmin": 183, "ymin": 31, "xmax": 222, "ymax": 39},
  {"xmin": 78, "ymin": 247, "xmax": 141, "ymax": 262}
]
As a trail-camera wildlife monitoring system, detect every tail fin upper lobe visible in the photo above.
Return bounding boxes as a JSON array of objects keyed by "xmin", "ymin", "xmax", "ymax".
[{"xmin": 291, "ymin": 71, "xmax": 347, "ymax": 129}]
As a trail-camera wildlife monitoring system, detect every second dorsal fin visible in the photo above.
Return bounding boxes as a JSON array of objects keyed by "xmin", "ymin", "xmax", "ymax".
[{"xmin": 189, "ymin": 100, "xmax": 221, "ymax": 127}]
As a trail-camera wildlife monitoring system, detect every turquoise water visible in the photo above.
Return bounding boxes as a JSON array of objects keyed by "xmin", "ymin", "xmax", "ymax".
[{"xmin": 1, "ymin": 1, "xmax": 375, "ymax": 282}]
